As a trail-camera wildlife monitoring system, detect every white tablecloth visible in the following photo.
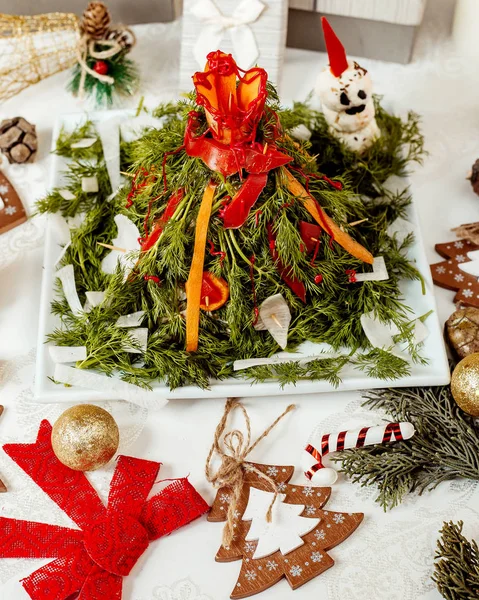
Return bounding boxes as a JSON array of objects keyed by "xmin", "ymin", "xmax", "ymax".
[{"xmin": 1, "ymin": 1, "xmax": 478, "ymax": 598}]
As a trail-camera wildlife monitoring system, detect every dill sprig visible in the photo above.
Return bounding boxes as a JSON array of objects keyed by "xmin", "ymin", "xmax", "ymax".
[
  {"xmin": 54, "ymin": 120, "xmax": 102, "ymax": 160},
  {"xmin": 432, "ymin": 521, "xmax": 479, "ymax": 600},
  {"xmin": 335, "ymin": 385, "xmax": 479, "ymax": 510},
  {"xmin": 38, "ymin": 91, "xmax": 429, "ymax": 390}
]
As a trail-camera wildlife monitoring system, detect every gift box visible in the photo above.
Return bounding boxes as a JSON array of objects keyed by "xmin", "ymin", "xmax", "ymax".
[
  {"xmin": 2, "ymin": 0, "xmax": 182, "ymax": 23},
  {"xmin": 287, "ymin": 0, "xmax": 427, "ymax": 63},
  {"xmin": 178, "ymin": 0, "xmax": 288, "ymax": 92}
]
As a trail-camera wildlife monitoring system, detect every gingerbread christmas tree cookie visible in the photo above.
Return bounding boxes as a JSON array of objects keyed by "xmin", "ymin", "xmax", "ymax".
[
  {"xmin": 431, "ymin": 239, "xmax": 479, "ymax": 308},
  {"xmin": 0, "ymin": 171, "xmax": 27, "ymax": 235}
]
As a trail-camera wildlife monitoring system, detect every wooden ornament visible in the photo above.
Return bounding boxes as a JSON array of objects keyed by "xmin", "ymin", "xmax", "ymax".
[
  {"xmin": 431, "ymin": 239, "xmax": 479, "ymax": 308},
  {"xmin": 208, "ymin": 462, "xmax": 363, "ymax": 598},
  {"xmin": 0, "ymin": 171, "xmax": 27, "ymax": 235}
]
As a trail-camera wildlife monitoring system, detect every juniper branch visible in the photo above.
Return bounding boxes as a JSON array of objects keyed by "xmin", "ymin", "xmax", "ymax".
[
  {"xmin": 432, "ymin": 521, "xmax": 479, "ymax": 600},
  {"xmin": 335, "ymin": 385, "xmax": 479, "ymax": 510}
]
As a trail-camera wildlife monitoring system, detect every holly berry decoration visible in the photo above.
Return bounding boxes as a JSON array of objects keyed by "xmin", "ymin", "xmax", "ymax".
[
  {"xmin": 209, "ymin": 462, "xmax": 363, "ymax": 598},
  {"xmin": 93, "ymin": 60, "xmax": 109, "ymax": 75}
]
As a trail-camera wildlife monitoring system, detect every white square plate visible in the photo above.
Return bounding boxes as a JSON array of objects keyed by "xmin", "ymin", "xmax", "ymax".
[{"xmin": 35, "ymin": 111, "xmax": 450, "ymax": 403}]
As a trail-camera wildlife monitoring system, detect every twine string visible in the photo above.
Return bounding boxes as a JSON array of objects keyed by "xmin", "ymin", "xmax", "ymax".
[{"xmin": 205, "ymin": 398, "xmax": 295, "ymax": 547}]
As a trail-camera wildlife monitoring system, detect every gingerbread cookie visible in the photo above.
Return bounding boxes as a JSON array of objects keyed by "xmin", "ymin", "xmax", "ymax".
[
  {"xmin": 0, "ymin": 170, "xmax": 27, "ymax": 235},
  {"xmin": 431, "ymin": 239, "xmax": 479, "ymax": 308},
  {"xmin": 446, "ymin": 307, "xmax": 479, "ymax": 360}
]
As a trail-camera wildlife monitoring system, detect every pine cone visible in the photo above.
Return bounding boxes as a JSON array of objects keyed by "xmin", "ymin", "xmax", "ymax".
[
  {"xmin": 106, "ymin": 27, "xmax": 135, "ymax": 52},
  {"xmin": 468, "ymin": 158, "xmax": 479, "ymax": 196},
  {"xmin": 0, "ymin": 117, "xmax": 37, "ymax": 164},
  {"xmin": 81, "ymin": 2, "xmax": 111, "ymax": 40}
]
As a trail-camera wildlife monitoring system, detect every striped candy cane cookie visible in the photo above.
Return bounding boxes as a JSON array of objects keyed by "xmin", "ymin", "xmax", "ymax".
[{"xmin": 302, "ymin": 422, "xmax": 415, "ymax": 486}]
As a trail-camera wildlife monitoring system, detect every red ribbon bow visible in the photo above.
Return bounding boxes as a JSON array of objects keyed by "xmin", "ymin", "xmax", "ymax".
[{"xmin": 0, "ymin": 420, "xmax": 209, "ymax": 600}]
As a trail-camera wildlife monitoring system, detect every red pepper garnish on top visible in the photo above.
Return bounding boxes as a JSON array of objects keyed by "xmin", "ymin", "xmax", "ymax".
[
  {"xmin": 184, "ymin": 113, "xmax": 291, "ymax": 178},
  {"xmin": 208, "ymin": 240, "xmax": 226, "ymax": 266},
  {"xmin": 193, "ymin": 51, "xmax": 267, "ymax": 146},
  {"xmin": 184, "ymin": 51, "xmax": 291, "ymax": 182},
  {"xmin": 267, "ymin": 223, "xmax": 306, "ymax": 302}
]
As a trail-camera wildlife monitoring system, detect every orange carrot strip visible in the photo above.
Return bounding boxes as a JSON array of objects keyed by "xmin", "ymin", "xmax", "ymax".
[
  {"xmin": 185, "ymin": 182, "xmax": 217, "ymax": 352},
  {"xmin": 284, "ymin": 169, "xmax": 373, "ymax": 265}
]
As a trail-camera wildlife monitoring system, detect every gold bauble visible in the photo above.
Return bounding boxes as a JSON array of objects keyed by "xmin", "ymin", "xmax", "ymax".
[
  {"xmin": 450, "ymin": 353, "xmax": 479, "ymax": 417},
  {"xmin": 51, "ymin": 404, "xmax": 119, "ymax": 471}
]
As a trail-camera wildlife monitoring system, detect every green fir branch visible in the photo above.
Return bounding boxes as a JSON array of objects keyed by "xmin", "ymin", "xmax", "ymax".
[
  {"xmin": 432, "ymin": 521, "xmax": 479, "ymax": 600},
  {"xmin": 334, "ymin": 385, "xmax": 479, "ymax": 510}
]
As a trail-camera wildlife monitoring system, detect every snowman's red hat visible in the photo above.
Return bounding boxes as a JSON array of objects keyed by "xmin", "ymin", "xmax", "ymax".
[{"xmin": 321, "ymin": 16, "xmax": 348, "ymax": 78}]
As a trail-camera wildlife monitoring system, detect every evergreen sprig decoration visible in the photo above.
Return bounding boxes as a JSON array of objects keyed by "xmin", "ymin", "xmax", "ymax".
[
  {"xmin": 68, "ymin": 51, "xmax": 139, "ymax": 107},
  {"xmin": 335, "ymin": 385, "xmax": 479, "ymax": 510},
  {"xmin": 69, "ymin": 2, "xmax": 139, "ymax": 108},
  {"xmin": 432, "ymin": 521, "xmax": 479, "ymax": 600},
  {"xmin": 37, "ymin": 84, "xmax": 428, "ymax": 391}
]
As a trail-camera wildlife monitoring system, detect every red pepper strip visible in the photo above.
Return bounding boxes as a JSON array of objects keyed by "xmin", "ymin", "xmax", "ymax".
[
  {"xmin": 299, "ymin": 221, "xmax": 322, "ymax": 254},
  {"xmin": 141, "ymin": 189, "xmax": 184, "ymax": 252},
  {"xmin": 184, "ymin": 112, "xmax": 239, "ymax": 177},
  {"xmin": 222, "ymin": 173, "xmax": 268, "ymax": 229},
  {"xmin": 242, "ymin": 145, "xmax": 291, "ymax": 174},
  {"xmin": 208, "ymin": 240, "xmax": 226, "ymax": 266},
  {"xmin": 267, "ymin": 223, "xmax": 306, "ymax": 303},
  {"xmin": 125, "ymin": 167, "xmax": 150, "ymax": 209},
  {"xmin": 184, "ymin": 112, "xmax": 292, "ymax": 177}
]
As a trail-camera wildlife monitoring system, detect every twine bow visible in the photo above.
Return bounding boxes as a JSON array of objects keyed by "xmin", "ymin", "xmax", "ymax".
[
  {"xmin": 76, "ymin": 27, "xmax": 135, "ymax": 98},
  {"xmin": 191, "ymin": 0, "xmax": 265, "ymax": 69},
  {"xmin": 206, "ymin": 398, "xmax": 295, "ymax": 547}
]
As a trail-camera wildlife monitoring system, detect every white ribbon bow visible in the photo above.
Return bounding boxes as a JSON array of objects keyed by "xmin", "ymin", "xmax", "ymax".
[{"xmin": 191, "ymin": 0, "xmax": 266, "ymax": 70}]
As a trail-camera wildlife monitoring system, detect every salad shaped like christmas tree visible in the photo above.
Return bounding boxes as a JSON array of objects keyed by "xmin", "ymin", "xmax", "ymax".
[{"xmin": 40, "ymin": 50, "xmax": 426, "ymax": 390}]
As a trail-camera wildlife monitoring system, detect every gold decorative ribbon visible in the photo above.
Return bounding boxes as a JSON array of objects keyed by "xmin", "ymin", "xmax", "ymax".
[{"xmin": 0, "ymin": 12, "xmax": 80, "ymax": 102}]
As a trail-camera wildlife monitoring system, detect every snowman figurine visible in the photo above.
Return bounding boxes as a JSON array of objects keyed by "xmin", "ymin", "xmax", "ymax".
[{"xmin": 316, "ymin": 17, "xmax": 380, "ymax": 153}]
